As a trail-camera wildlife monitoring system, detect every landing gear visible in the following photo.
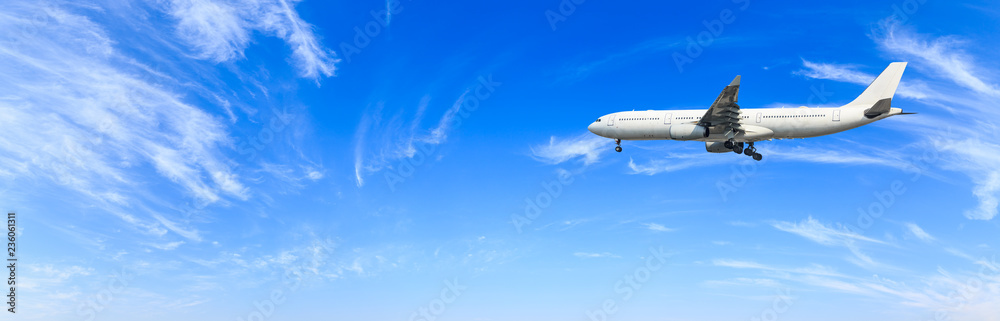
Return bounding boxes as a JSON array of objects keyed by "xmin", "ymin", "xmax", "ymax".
[
  {"xmin": 744, "ymin": 142, "xmax": 763, "ymax": 161},
  {"xmin": 725, "ymin": 140, "xmax": 744, "ymax": 154},
  {"xmin": 614, "ymin": 139, "xmax": 622, "ymax": 152},
  {"xmin": 726, "ymin": 140, "xmax": 763, "ymax": 161},
  {"xmin": 615, "ymin": 146, "xmax": 622, "ymax": 153}
]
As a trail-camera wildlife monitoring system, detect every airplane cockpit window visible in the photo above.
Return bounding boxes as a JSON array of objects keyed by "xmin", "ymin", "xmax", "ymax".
[{"xmin": 596, "ymin": 118, "xmax": 601, "ymax": 122}]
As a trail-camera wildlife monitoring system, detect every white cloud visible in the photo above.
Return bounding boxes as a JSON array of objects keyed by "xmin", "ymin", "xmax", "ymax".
[
  {"xmin": 306, "ymin": 168, "xmax": 324, "ymax": 180},
  {"xmin": 148, "ymin": 241, "xmax": 186, "ymax": 251},
  {"xmin": 257, "ymin": 162, "xmax": 326, "ymax": 191},
  {"xmin": 711, "ymin": 259, "xmax": 844, "ymax": 277},
  {"xmin": 868, "ymin": 22, "xmax": 1000, "ymax": 220},
  {"xmin": 626, "ymin": 153, "xmax": 728, "ymax": 175},
  {"xmin": 169, "ymin": 0, "xmax": 249, "ymax": 63},
  {"xmin": 425, "ymin": 91, "xmax": 469, "ymax": 145},
  {"xmin": 798, "ymin": 21, "xmax": 1000, "ymax": 222},
  {"xmin": 796, "ymin": 59, "xmax": 931, "ymax": 100},
  {"xmin": 904, "ymin": 222, "xmax": 935, "ymax": 242},
  {"xmin": 353, "ymin": 106, "xmax": 374, "ymax": 187},
  {"xmin": 531, "ymin": 133, "xmax": 608, "ymax": 166},
  {"xmin": 767, "ymin": 145, "xmax": 914, "ymax": 172},
  {"xmin": 728, "ymin": 220, "xmax": 757, "ymax": 227},
  {"xmin": 704, "ymin": 277, "xmax": 781, "ymax": 288},
  {"xmin": 772, "ymin": 216, "xmax": 890, "ymax": 268},
  {"xmin": 166, "ymin": 0, "xmax": 338, "ymax": 80},
  {"xmin": 25, "ymin": 264, "xmax": 93, "ymax": 287},
  {"xmin": 152, "ymin": 213, "xmax": 203, "ymax": 242},
  {"xmin": 353, "ymin": 92, "xmax": 476, "ymax": 187},
  {"xmin": 574, "ymin": 252, "xmax": 621, "ymax": 259},
  {"xmin": 643, "ymin": 222, "xmax": 676, "ymax": 232},
  {"xmin": 772, "ymin": 216, "xmax": 887, "ymax": 246},
  {"xmin": 713, "ymin": 256, "xmax": 1000, "ymax": 319},
  {"xmin": 874, "ymin": 21, "xmax": 1000, "ymax": 98},
  {"xmin": 560, "ymin": 37, "xmax": 680, "ymax": 82},
  {"xmin": 938, "ymin": 139, "xmax": 1000, "ymax": 220},
  {"xmin": 0, "ymin": 2, "xmax": 277, "ymax": 246},
  {"xmin": 796, "ymin": 60, "xmax": 873, "ymax": 86}
]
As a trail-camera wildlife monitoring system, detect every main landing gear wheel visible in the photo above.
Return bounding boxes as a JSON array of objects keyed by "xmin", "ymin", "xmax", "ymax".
[
  {"xmin": 745, "ymin": 142, "xmax": 763, "ymax": 161},
  {"xmin": 732, "ymin": 141, "xmax": 744, "ymax": 154},
  {"xmin": 724, "ymin": 141, "xmax": 734, "ymax": 149},
  {"xmin": 614, "ymin": 139, "xmax": 622, "ymax": 152}
]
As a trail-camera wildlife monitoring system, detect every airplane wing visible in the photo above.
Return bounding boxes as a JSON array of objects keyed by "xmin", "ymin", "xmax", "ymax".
[{"xmin": 698, "ymin": 75, "xmax": 742, "ymax": 139}]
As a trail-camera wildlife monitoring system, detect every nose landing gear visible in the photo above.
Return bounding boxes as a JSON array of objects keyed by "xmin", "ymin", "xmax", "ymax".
[{"xmin": 614, "ymin": 139, "xmax": 622, "ymax": 152}]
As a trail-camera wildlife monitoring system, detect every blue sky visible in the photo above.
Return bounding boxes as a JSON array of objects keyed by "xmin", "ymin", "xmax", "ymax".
[{"xmin": 2, "ymin": 0, "xmax": 999, "ymax": 320}]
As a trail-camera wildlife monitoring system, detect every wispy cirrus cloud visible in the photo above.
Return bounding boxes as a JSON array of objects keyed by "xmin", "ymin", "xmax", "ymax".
[
  {"xmin": 713, "ymin": 253, "xmax": 1000, "ymax": 320},
  {"xmin": 0, "ymin": 3, "xmax": 247, "ymax": 217},
  {"xmin": 795, "ymin": 59, "xmax": 933, "ymax": 100},
  {"xmin": 574, "ymin": 252, "xmax": 621, "ymax": 259},
  {"xmin": 559, "ymin": 37, "xmax": 680, "ymax": 82},
  {"xmin": 798, "ymin": 20, "xmax": 1000, "ymax": 220},
  {"xmin": 772, "ymin": 216, "xmax": 890, "ymax": 268},
  {"xmin": 939, "ymin": 139, "xmax": 1000, "ymax": 220},
  {"xmin": 772, "ymin": 216, "xmax": 887, "ymax": 246},
  {"xmin": 602, "ymin": 137, "xmax": 917, "ymax": 177},
  {"xmin": 712, "ymin": 259, "xmax": 845, "ymax": 278},
  {"xmin": 703, "ymin": 277, "xmax": 781, "ymax": 288},
  {"xmin": 0, "ymin": 0, "xmax": 326, "ymax": 260},
  {"xmin": 166, "ymin": 0, "xmax": 338, "ymax": 80},
  {"xmin": 353, "ymin": 93, "xmax": 470, "ymax": 187},
  {"xmin": 626, "ymin": 153, "xmax": 728, "ymax": 175},
  {"xmin": 766, "ymin": 144, "xmax": 914, "ymax": 172},
  {"xmin": 530, "ymin": 132, "xmax": 608, "ymax": 166},
  {"xmin": 257, "ymin": 162, "xmax": 326, "ymax": 192},
  {"xmin": 903, "ymin": 222, "xmax": 935, "ymax": 242},
  {"xmin": 871, "ymin": 21, "xmax": 1000, "ymax": 220},
  {"xmin": 874, "ymin": 21, "xmax": 1000, "ymax": 98},
  {"xmin": 643, "ymin": 222, "xmax": 676, "ymax": 232}
]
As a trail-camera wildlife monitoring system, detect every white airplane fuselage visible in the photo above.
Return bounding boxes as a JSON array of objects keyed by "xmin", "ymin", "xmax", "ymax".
[
  {"xmin": 586, "ymin": 62, "xmax": 912, "ymax": 157},
  {"xmin": 587, "ymin": 106, "xmax": 904, "ymax": 143}
]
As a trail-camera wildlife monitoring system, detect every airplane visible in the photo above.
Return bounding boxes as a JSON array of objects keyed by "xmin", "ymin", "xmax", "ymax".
[{"xmin": 586, "ymin": 62, "xmax": 915, "ymax": 161}]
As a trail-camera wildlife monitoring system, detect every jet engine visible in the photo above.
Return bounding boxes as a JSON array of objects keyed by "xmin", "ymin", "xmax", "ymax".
[
  {"xmin": 668, "ymin": 124, "xmax": 709, "ymax": 140},
  {"xmin": 705, "ymin": 141, "xmax": 730, "ymax": 153}
]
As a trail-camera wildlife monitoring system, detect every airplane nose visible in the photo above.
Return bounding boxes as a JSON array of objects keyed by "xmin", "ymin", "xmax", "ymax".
[{"xmin": 588, "ymin": 122, "xmax": 598, "ymax": 135}]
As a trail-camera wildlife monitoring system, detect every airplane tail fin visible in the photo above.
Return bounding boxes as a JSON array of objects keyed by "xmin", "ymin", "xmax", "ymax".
[{"xmin": 843, "ymin": 62, "xmax": 907, "ymax": 109}]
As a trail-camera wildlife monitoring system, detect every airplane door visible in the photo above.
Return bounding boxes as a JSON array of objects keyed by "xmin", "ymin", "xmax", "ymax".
[
  {"xmin": 756, "ymin": 112, "xmax": 761, "ymax": 123},
  {"xmin": 608, "ymin": 115, "xmax": 615, "ymax": 126},
  {"xmin": 833, "ymin": 110, "xmax": 841, "ymax": 122},
  {"xmin": 664, "ymin": 113, "xmax": 672, "ymax": 124}
]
